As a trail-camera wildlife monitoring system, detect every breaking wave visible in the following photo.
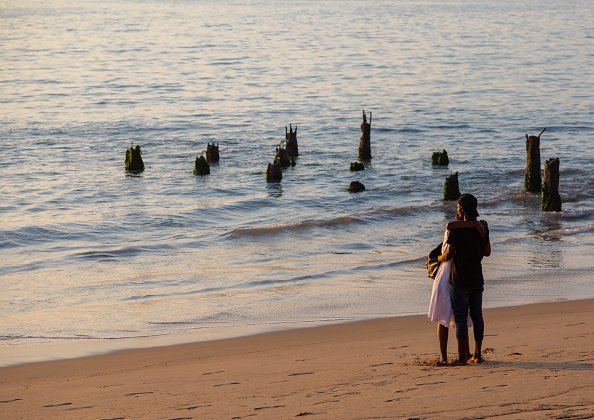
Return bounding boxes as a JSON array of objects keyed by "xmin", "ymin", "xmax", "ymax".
[
  {"xmin": 542, "ymin": 223, "xmax": 594, "ymax": 239},
  {"xmin": 228, "ymin": 215, "xmax": 365, "ymax": 237}
]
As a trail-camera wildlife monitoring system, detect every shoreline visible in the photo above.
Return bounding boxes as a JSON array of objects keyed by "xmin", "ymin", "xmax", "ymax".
[
  {"xmin": 3, "ymin": 287, "xmax": 594, "ymax": 369},
  {"xmin": 2, "ymin": 298, "xmax": 593, "ymax": 418},
  {"xmin": 2, "ymin": 289, "xmax": 594, "ymax": 369}
]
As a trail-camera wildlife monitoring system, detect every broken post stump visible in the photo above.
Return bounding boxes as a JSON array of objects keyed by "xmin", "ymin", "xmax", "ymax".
[
  {"xmin": 266, "ymin": 161, "xmax": 282, "ymax": 182},
  {"xmin": 358, "ymin": 110, "xmax": 372, "ymax": 161},
  {"xmin": 350, "ymin": 162, "xmax": 365, "ymax": 171},
  {"xmin": 444, "ymin": 172, "xmax": 461, "ymax": 201},
  {"xmin": 275, "ymin": 145, "xmax": 291, "ymax": 168},
  {"xmin": 525, "ymin": 128, "xmax": 546, "ymax": 193},
  {"xmin": 432, "ymin": 149, "xmax": 449, "ymax": 166},
  {"xmin": 542, "ymin": 157, "xmax": 561, "ymax": 212},
  {"xmin": 285, "ymin": 124, "xmax": 298, "ymax": 159},
  {"xmin": 349, "ymin": 181, "xmax": 365, "ymax": 192},
  {"xmin": 193, "ymin": 153, "xmax": 210, "ymax": 175},
  {"xmin": 206, "ymin": 142, "xmax": 219, "ymax": 163},
  {"xmin": 125, "ymin": 143, "xmax": 144, "ymax": 173}
]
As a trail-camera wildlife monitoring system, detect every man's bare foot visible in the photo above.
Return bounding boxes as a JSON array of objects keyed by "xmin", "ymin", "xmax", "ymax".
[
  {"xmin": 468, "ymin": 356, "xmax": 484, "ymax": 364},
  {"xmin": 448, "ymin": 359, "xmax": 467, "ymax": 366}
]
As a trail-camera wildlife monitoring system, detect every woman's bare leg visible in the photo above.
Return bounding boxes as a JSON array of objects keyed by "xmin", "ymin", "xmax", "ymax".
[{"xmin": 438, "ymin": 324, "xmax": 448, "ymax": 363}]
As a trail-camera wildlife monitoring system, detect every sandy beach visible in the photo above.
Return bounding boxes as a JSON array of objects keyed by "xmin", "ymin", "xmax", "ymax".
[{"xmin": 1, "ymin": 299, "xmax": 593, "ymax": 419}]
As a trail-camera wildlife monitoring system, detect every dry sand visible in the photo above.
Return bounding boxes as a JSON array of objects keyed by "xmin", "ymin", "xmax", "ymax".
[{"xmin": 1, "ymin": 299, "xmax": 593, "ymax": 419}]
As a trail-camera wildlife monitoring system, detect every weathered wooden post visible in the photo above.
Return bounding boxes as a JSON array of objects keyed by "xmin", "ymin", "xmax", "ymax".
[
  {"xmin": 266, "ymin": 161, "xmax": 282, "ymax": 182},
  {"xmin": 444, "ymin": 172, "xmax": 461, "ymax": 201},
  {"xmin": 206, "ymin": 142, "xmax": 219, "ymax": 163},
  {"xmin": 525, "ymin": 128, "xmax": 546, "ymax": 193},
  {"xmin": 125, "ymin": 143, "xmax": 144, "ymax": 172},
  {"xmin": 348, "ymin": 181, "xmax": 365, "ymax": 192},
  {"xmin": 432, "ymin": 149, "xmax": 449, "ymax": 166},
  {"xmin": 275, "ymin": 145, "xmax": 291, "ymax": 168},
  {"xmin": 542, "ymin": 157, "xmax": 561, "ymax": 212},
  {"xmin": 285, "ymin": 124, "xmax": 298, "ymax": 159},
  {"xmin": 358, "ymin": 110, "xmax": 372, "ymax": 161},
  {"xmin": 193, "ymin": 153, "xmax": 210, "ymax": 175}
]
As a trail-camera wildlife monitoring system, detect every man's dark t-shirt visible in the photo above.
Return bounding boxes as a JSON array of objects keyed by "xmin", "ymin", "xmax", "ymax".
[{"xmin": 447, "ymin": 221, "xmax": 489, "ymax": 290}]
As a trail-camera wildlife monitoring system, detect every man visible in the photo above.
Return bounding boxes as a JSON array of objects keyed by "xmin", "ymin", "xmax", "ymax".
[{"xmin": 438, "ymin": 194, "xmax": 491, "ymax": 364}]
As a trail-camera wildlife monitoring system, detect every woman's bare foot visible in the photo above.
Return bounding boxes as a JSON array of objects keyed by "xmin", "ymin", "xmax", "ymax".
[
  {"xmin": 448, "ymin": 359, "xmax": 467, "ymax": 366},
  {"xmin": 436, "ymin": 358, "xmax": 448, "ymax": 366},
  {"xmin": 468, "ymin": 356, "xmax": 484, "ymax": 364}
]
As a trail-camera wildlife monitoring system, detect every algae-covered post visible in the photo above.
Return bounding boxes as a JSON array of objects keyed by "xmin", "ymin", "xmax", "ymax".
[
  {"xmin": 444, "ymin": 172, "xmax": 461, "ymax": 201},
  {"xmin": 350, "ymin": 162, "xmax": 365, "ymax": 171},
  {"xmin": 432, "ymin": 149, "xmax": 449, "ymax": 166},
  {"xmin": 542, "ymin": 157, "xmax": 561, "ymax": 212},
  {"xmin": 206, "ymin": 142, "xmax": 219, "ymax": 163},
  {"xmin": 525, "ymin": 128, "xmax": 546, "ymax": 193},
  {"xmin": 124, "ymin": 143, "xmax": 145, "ymax": 173},
  {"xmin": 193, "ymin": 153, "xmax": 210, "ymax": 175},
  {"xmin": 348, "ymin": 181, "xmax": 365, "ymax": 192},
  {"xmin": 286, "ymin": 124, "xmax": 298, "ymax": 159},
  {"xmin": 358, "ymin": 110, "xmax": 372, "ymax": 161},
  {"xmin": 266, "ymin": 161, "xmax": 282, "ymax": 182}
]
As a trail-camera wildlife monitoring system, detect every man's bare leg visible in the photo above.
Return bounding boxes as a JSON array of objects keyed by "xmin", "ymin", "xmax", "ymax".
[{"xmin": 469, "ymin": 338, "xmax": 483, "ymax": 363}]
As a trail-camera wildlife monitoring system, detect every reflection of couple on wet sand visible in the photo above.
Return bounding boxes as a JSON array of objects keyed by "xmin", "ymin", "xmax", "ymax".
[{"xmin": 428, "ymin": 194, "xmax": 491, "ymax": 366}]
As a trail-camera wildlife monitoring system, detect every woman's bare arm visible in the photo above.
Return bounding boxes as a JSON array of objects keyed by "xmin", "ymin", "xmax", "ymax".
[
  {"xmin": 446, "ymin": 220, "xmax": 485, "ymax": 237},
  {"xmin": 438, "ymin": 244, "xmax": 454, "ymax": 262}
]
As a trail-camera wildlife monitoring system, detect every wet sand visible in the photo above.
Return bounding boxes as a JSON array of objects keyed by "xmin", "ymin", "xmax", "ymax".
[{"xmin": 1, "ymin": 299, "xmax": 593, "ymax": 419}]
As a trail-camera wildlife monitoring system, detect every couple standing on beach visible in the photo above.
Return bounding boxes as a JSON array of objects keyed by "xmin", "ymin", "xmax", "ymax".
[{"xmin": 428, "ymin": 194, "xmax": 491, "ymax": 365}]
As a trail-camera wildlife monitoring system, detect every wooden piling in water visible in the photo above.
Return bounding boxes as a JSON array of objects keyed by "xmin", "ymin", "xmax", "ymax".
[
  {"xmin": 542, "ymin": 157, "xmax": 561, "ymax": 212},
  {"xmin": 275, "ymin": 145, "xmax": 291, "ymax": 168},
  {"xmin": 432, "ymin": 149, "xmax": 449, "ymax": 166},
  {"xmin": 358, "ymin": 110, "xmax": 372, "ymax": 161},
  {"xmin": 444, "ymin": 172, "xmax": 461, "ymax": 201},
  {"xmin": 285, "ymin": 125, "xmax": 298, "ymax": 159},
  {"xmin": 206, "ymin": 142, "xmax": 219, "ymax": 163},
  {"xmin": 266, "ymin": 161, "xmax": 282, "ymax": 182},
  {"xmin": 525, "ymin": 128, "xmax": 546, "ymax": 193},
  {"xmin": 124, "ymin": 143, "xmax": 145, "ymax": 173},
  {"xmin": 348, "ymin": 181, "xmax": 365, "ymax": 192},
  {"xmin": 350, "ymin": 162, "xmax": 365, "ymax": 171},
  {"xmin": 193, "ymin": 153, "xmax": 210, "ymax": 175}
]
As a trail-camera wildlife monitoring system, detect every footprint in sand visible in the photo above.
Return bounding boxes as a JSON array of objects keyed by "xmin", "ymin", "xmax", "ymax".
[
  {"xmin": 370, "ymin": 362, "xmax": 394, "ymax": 367},
  {"xmin": 289, "ymin": 372, "xmax": 315, "ymax": 377},
  {"xmin": 202, "ymin": 370, "xmax": 224, "ymax": 376},
  {"xmin": 125, "ymin": 391, "xmax": 154, "ymax": 396},
  {"xmin": 481, "ymin": 384, "xmax": 508, "ymax": 390},
  {"xmin": 176, "ymin": 404, "xmax": 213, "ymax": 411},
  {"xmin": 64, "ymin": 406, "xmax": 94, "ymax": 411},
  {"xmin": 43, "ymin": 402, "xmax": 72, "ymax": 408},
  {"xmin": 214, "ymin": 382, "xmax": 241, "ymax": 387},
  {"xmin": 254, "ymin": 405, "xmax": 285, "ymax": 411}
]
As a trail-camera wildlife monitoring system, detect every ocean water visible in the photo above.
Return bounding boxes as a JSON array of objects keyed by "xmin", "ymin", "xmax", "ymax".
[{"xmin": 1, "ymin": 0, "xmax": 593, "ymax": 366}]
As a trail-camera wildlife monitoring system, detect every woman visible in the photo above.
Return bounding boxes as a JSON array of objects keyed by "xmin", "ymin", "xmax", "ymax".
[{"xmin": 428, "ymin": 220, "xmax": 485, "ymax": 365}]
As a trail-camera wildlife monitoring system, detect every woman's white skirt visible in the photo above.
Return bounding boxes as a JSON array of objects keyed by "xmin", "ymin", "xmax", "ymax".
[{"xmin": 427, "ymin": 231, "xmax": 472, "ymax": 328}]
